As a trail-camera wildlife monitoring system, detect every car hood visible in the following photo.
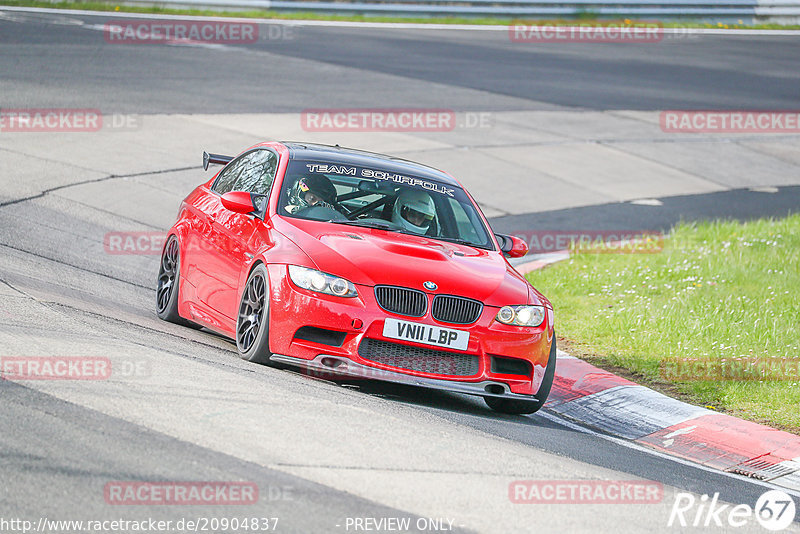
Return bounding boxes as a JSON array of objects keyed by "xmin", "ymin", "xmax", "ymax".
[{"xmin": 274, "ymin": 217, "xmax": 544, "ymax": 308}]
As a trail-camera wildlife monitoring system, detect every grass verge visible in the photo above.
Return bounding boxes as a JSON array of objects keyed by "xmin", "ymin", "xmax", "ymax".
[
  {"xmin": 527, "ymin": 215, "xmax": 800, "ymax": 433},
  {"xmin": 1, "ymin": 0, "xmax": 800, "ymax": 30}
]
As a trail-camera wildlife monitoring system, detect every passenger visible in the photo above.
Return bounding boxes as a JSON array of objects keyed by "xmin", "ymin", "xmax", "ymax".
[{"xmin": 392, "ymin": 189, "xmax": 435, "ymax": 234}]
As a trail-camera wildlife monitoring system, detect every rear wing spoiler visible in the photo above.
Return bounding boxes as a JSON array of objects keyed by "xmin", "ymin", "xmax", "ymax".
[{"xmin": 203, "ymin": 151, "xmax": 233, "ymax": 171}]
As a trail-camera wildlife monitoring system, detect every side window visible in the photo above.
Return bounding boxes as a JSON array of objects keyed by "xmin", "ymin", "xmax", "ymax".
[
  {"xmin": 212, "ymin": 152, "xmax": 254, "ymax": 195},
  {"xmin": 233, "ymin": 150, "xmax": 278, "ymax": 196}
]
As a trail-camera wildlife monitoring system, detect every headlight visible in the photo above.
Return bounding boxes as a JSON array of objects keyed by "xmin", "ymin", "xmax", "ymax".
[
  {"xmin": 288, "ymin": 266, "xmax": 358, "ymax": 298},
  {"xmin": 495, "ymin": 305, "xmax": 545, "ymax": 327}
]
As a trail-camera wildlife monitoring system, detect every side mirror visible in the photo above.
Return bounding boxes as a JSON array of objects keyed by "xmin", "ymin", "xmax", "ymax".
[
  {"xmin": 221, "ymin": 191, "xmax": 256, "ymax": 214},
  {"xmin": 496, "ymin": 233, "xmax": 529, "ymax": 258}
]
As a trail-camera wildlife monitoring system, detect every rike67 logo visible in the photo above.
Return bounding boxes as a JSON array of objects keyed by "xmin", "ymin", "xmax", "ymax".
[{"xmin": 669, "ymin": 490, "xmax": 796, "ymax": 531}]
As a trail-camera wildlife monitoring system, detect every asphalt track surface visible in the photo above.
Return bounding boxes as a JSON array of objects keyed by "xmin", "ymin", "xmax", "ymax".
[
  {"xmin": 1, "ymin": 11, "xmax": 800, "ymax": 113},
  {"xmin": 490, "ymin": 185, "xmax": 800, "ymax": 235},
  {"xmin": 1, "ymin": 8, "xmax": 800, "ymax": 533}
]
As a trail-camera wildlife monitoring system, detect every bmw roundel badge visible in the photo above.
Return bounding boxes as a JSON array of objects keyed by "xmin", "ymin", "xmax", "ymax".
[{"xmin": 423, "ymin": 281, "xmax": 438, "ymax": 291}]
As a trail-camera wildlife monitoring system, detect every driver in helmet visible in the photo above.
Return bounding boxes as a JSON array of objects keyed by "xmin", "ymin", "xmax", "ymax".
[
  {"xmin": 392, "ymin": 189, "xmax": 436, "ymax": 235},
  {"xmin": 285, "ymin": 174, "xmax": 337, "ymax": 214}
]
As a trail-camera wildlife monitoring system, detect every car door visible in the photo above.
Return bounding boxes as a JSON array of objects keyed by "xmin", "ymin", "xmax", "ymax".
[
  {"xmin": 187, "ymin": 151, "xmax": 254, "ymax": 322},
  {"xmin": 204, "ymin": 149, "xmax": 279, "ymax": 321}
]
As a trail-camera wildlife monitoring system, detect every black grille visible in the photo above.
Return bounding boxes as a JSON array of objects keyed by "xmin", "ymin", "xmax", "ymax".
[
  {"xmin": 431, "ymin": 295, "xmax": 483, "ymax": 324},
  {"xmin": 359, "ymin": 338, "xmax": 479, "ymax": 377},
  {"xmin": 375, "ymin": 286, "xmax": 427, "ymax": 317}
]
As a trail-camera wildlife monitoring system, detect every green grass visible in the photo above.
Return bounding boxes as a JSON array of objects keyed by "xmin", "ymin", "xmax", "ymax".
[
  {"xmin": 527, "ymin": 215, "xmax": 800, "ymax": 433},
  {"xmin": 2, "ymin": 0, "xmax": 800, "ymax": 29}
]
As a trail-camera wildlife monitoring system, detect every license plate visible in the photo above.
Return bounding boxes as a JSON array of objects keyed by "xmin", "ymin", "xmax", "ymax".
[{"xmin": 382, "ymin": 318, "xmax": 470, "ymax": 351}]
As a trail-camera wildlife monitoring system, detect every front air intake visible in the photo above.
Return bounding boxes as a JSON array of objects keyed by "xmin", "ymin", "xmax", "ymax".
[{"xmin": 359, "ymin": 338, "xmax": 479, "ymax": 377}]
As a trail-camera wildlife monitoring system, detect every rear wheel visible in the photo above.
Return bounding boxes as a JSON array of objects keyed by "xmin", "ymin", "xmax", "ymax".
[
  {"xmin": 156, "ymin": 236, "xmax": 199, "ymax": 328},
  {"xmin": 485, "ymin": 335, "xmax": 557, "ymax": 415},
  {"xmin": 236, "ymin": 264, "xmax": 274, "ymax": 365}
]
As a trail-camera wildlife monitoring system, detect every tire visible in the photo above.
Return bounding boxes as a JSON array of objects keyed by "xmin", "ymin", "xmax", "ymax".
[
  {"xmin": 156, "ymin": 235, "xmax": 200, "ymax": 329},
  {"xmin": 236, "ymin": 264, "xmax": 274, "ymax": 365},
  {"xmin": 485, "ymin": 335, "xmax": 558, "ymax": 415}
]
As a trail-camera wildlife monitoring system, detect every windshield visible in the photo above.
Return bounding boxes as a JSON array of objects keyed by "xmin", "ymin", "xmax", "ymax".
[{"xmin": 278, "ymin": 159, "xmax": 494, "ymax": 250}]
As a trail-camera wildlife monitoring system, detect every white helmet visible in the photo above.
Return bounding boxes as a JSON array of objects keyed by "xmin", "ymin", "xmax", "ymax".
[{"xmin": 392, "ymin": 189, "xmax": 435, "ymax": 234}]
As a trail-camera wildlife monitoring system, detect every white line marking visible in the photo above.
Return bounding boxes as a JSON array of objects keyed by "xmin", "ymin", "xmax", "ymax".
[
  {"xmin": 663, "ymin": 425, "xmax": 698, "ymax": 439},
  {"xmin": 630, "ymin": 198, "xmax": 664, "ymax": 206},
  {"xmin": 661, "ymin": 425, "xmax": 697, "ymax": 447},
  {"xmin": 3, "ymin": 5, "xmax": 800, "ymax": 35}
]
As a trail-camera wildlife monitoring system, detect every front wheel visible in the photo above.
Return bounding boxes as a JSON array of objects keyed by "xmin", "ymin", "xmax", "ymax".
[
  {"xmin": 236, "ymin": 264, "xmax": 274, "ymax": 365},
  {"xmin": 485, "ymin": 335, "xmax": 557, "ymax": 415}
]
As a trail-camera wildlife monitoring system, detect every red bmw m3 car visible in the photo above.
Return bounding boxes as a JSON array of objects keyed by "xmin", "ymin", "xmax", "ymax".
[{"xmin": 157, "ymin": 142, "xmax": 556, "ymax": 414}]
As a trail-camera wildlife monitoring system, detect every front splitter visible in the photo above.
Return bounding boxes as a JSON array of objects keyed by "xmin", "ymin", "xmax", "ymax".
[{"xmin": 269, "ymin": 353, "xmax": 539, "ymax": 401}]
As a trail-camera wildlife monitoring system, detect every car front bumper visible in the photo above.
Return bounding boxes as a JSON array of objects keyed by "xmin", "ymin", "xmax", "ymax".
[{"xmin": 266, "ymin": 264, "xmax": 554, "ymax": 398}]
